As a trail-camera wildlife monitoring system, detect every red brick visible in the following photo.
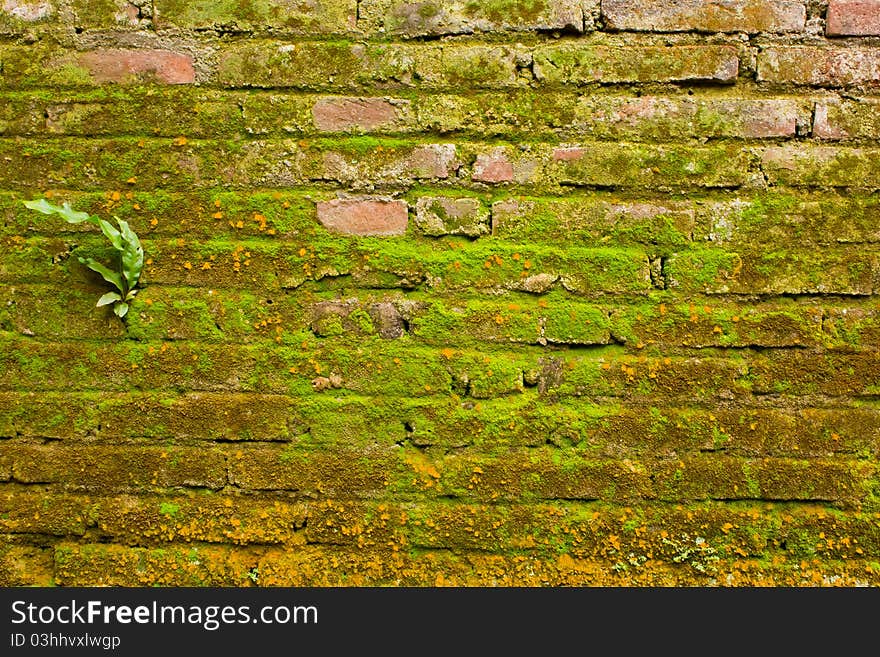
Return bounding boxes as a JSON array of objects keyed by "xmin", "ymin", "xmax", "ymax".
[
  {"xmin": 758, "ymin": 47, "xmax": 880, "ymax": 86},
  {"xmin": 75, "ymin": 49, "xmax": 195, "ymax": 84},
  {"xmin": 473, "ymin": 148, "xmax": 514, "ymax": 182},
  {"xmin": 826, "ymin": 0, "xmax": 880, "ymax": 36},
  {"xmin": 602, "ymin": 0, "xmax": 806, "ymax": 33},
  {"xmin": 316, "ymin": 198, "xmax": 408, "ymax": 236},
  {"xmin": 312, "ymin": 97, "xmax": 407, "ymax": 131}
]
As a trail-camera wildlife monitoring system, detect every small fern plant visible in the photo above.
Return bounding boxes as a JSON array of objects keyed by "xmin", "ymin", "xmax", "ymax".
[{"xmin": 24, "ymin": 198, "xmax": 144, "ymax": 318}]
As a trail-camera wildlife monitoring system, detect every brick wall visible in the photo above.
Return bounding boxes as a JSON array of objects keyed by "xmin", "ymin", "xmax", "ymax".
[{"xmin": 1, "ymin": 0, "xmax": 879, "ymax": 587}]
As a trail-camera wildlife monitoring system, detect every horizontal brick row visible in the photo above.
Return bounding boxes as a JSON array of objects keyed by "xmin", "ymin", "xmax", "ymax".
[
  {"xmin": 5, "ymin": 190, "xmax": 880, "ymax": 246},
  {"xmin": 0, "ymin": 90, "xmax": 820, "ymax": 141},
  {"xmin": 3, "ymin": 391, "xmax": 879, "ymax": 458},
  {"xmin": 2, "ymin": 42, "xmax": 880, "ymax": 90},
  {"xmin": 1, "ymin": 441, "xmax": 876, "ymax": 507},
  {"xmin": 3, "ymin": 385, "xmax": 878, "ymax": 463},
  {"xmin": 3, "ymin": 138, "xmax": 880, "ymax": 194},
  {"xmin": 5, "ymin": 282, "xmax": 880, "ymax": 350},
  {"xmin": 41, "ymin": 541, "xmax": 880, "ymax": 586},
  {"xmin": 4, "ymin": 494, "xmax": 880, "ymax": 564},
  {"xmin": 4, "ymin": 231, "xmax": 878, "ymax": 296},
  {"xmin": 2, "ymin": 337, "xmax": 878, "ymax": 398},
  {"xmin": 13, "ymin": 0, "xmax": 867, "ymax": 37}
]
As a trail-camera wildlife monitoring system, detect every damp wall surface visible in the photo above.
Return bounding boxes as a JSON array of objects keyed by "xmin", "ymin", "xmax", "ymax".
[{"xmin": 1, "ymin": 0, "xmax": 880, "ymax": 586}]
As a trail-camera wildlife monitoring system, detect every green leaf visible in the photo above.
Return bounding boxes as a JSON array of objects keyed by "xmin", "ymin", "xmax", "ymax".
[
  {"xmin": 116, "ymin": 218, "xmax": 143, "ymax": 289},
  {"xmin": 113, "ymin": 302, "xmax": 129, "ymax": 318},
  {"xmin": 97, "ymin": 219, "xmax": 123, "ymax": 250},
  {"xmin": 23, "ymin": 199, "xmax": 92, "ymax": 224},
  {"xmin": 78, "ymin": 257, "xmax": 124, "ymax": 293},
  {"xmin": 96, "ymin": 291, "xmax": 122, "ymax": 307}
]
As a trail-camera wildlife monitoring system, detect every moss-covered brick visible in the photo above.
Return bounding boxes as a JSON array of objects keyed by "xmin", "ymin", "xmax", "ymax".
[
  {"xmin": 389, "ymin": 446, "xmax": 652, "ymax": 502},
  {"xmin": 0, "ymin": 190, "xmax": 325, "ymax": 241},
  {"xmin": 93, "ymin": 494, "xmax": 309, "ymax": 546},
  {"xmin": 748, "ymin": 350, "xmax": 880, "ymax": 397},
  {"xmin": 153, "ymin": 0, "xmax": 358, "ymax": 35},
  {"xmin": 405, "ymin": 292, "xmax": 611, "ymax": 346},
  {"xmin": 554, "ymin": 353, "xmax": 750, "ymax": 401},
  {"xmin": 68, "ymin": 0, "xmax": 149, "ymax": 29},
  {"xmin": 823, "ymin": 304, "xmax": 880, "ymax": 349},
  {"xmin": 359, "ymin": 0, "xmax": 586, "ymax": 37},
  {"xmin": 492, "ymin": 195, "xmax": 694, "ymax": 247},
  {"xmin": 7, "ymin": 443, "xmax": 227, "ymax": 490},
  {"xmin": 0, "ymin": 545, "xmax": 55, "ymax": 586},
  {"xmin": 52, "ymin": 543, "xmax": 263, "ymax": 586},
  {"xmin": 0, "ymin": 137, "xmax": 243, "ymax": 191},
  {"xmin": 550, "ymin": 143, "xmax": 752, "ymax": 189},
  {"xmin": 217, "ymin": 41, "xmax": 525, "ymax": 91},
  {"xmin": 608, "ymin": 300, "xmax": 824, "ymax": 349},
  {"xmin": 814, "ymin": 98, "xmax": 880, "ymax": 141},
  {"xmin": 226, "ymin": 444, "xmax": 399, "ymax": 495},
  {"xmin": 699, "ymin": 192, "xmax": 880, "ymax": 246},
  {"xmin": 762, "ymin": 145, "xmax": 880, "ymax": 188},
  {"xmin": 0, "ymin": 489, "xmax": 90, "ymax": 536},
  {"xmin": 533, "ymin": 44, "xmax": 741, "ymax": 85},
  {"xmin": 653, "ymin": 456, "xmax": 876, "ymax": 509},
  {"xmin": 664, "ymin": 247, "xmax": 878, "ymax": 296}
]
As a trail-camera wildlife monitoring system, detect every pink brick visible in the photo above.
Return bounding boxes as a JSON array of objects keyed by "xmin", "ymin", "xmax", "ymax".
[
  {"xmin": 76, "ymin": 49, "xmax": 195, "ymax": 84},
  {"xmin": 407, "ymin": 144, "xmax": 457, "ymax": 179},
  {"xmin": 602, "ymin": 0, "xmax": 806, "ymax": 33},
  {"xmin": 813, "ymin": 102, "xmax": 849, "ymax": 139},
  {"xmin": 473, "ymin": 149, "xmax": 514, "ymax": 182},
  {"xmin": 552, "ymin": 147, "xmax": 587, "ymax": 162},
  {"xmin": 758, "ymin": 47, "xmax": 880, "ymax": 86},
  {"xmin": 2, "ymin": 0, "xmax": 52, "ymax": 21},
  {"xmin": 312, "ymin": 97, "xmax": 405, "ymax": 131},
  {"xmin": 317, "ymin": 199, "xmax": 408, "ymax": 236},
  {"xmin": 827, "ymin": 0, "xmax": 880, "ymax": 36}
]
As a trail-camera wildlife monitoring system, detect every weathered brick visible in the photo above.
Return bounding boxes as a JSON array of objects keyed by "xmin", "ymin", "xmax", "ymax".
[
  {"xmin": 359, "ymin": 0, "xmax": 586, "ymax": 37},
  {"xmin": 312, "ymin": 97, "xmax": 410, "ymax": 132},
  {"xmin": 94, "ymin": 495, "xmax": 309, "ymax": 546},
  {"xmin": 749, "ymin": 350, "xmax": 880, "ymax": 397},
  {"xmin": 550, "ymin": 143, "xmax": 752, "ymax": 188},
  {"xmin": 216, "ymin": 42, "xmax": 524, "ymax": 91},
  {"xmin": 492, "ymin": 196, "xmax": 694, "ymax": 246},
  {"xmin": 71, "ymin": 49, "xmax": 196, "ymax": 85},
  {"xmin": 601, "ymin": 0, "xmax": 806, "ymax": 33},
  {"xmin": 0, "ymin": 490, "xmax": 88, "ymax": 536},
  {"xmin": 813, "ymin": 98, "xmax": 880, "ymax": 140},
  {"xmin": 0, "ymin": 545, "xmax": 54, "ymax": 586},
  {"xmin": 414, "ymin": 196, "xmax": 489, "ymax": 237},
  {"xmin": 758, "ymin": 47, "xmax": 880, "ymax": 87},
  {"xmin": 609, "ymin": 301, "xmax": 824, "ymax": 349},
  {"xmin": 533, "ymin": 45, "xmax": 740, "ymax": 84},
  {"xmin": 317, "ymin": 198, "xmax": 409, "ymax": 236},
  {"xmin": 666, "ymin": 247, "xmax": 878, "ymax": 296},
  {"xmin": 227, "ymin": 445, "xmax": 398, "ymax": 495},
  {"xmin": 574, "ymin": 96, "xmax": 802, "ymax": 139},
  {"xmin": 153, "ymin": 0, "xmax": 358, "ymax": 34},
  {"xmin": 653, "ymin": 456, "xmax": 874, "ymax": 507},
  {"xmin": 699, "ymin": 193, "xmax": 880, "ymax": 246},
  {"xmin": 7, "ymin": 444, "xmax": 227, "ymax": 490},
  {"xmin": 1, "ymin": 0, "xmax": 53, "ymax": 21},
  {"xmin": 473, "ymin": 148, "xmax": 515, "ymax": 182},
  {"xmin": 826, "ymin": 0, "xmax": 880, "ymax": 36},
  {"xmin": 762, "ymin": 145, "xmax": 880, "ymax": 187},
  {"xmin": 53, "ymin": 543, "xmax": 260, "ymax": 586}
]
